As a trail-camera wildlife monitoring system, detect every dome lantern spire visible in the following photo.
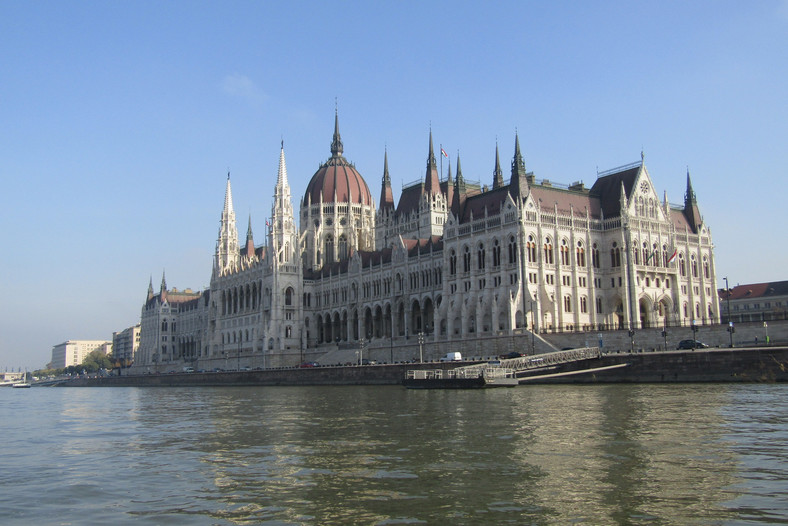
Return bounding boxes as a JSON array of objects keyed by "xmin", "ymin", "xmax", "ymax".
[{"xmin": 330, "ymin": 106, "xmax": 343, "ymax": 158}]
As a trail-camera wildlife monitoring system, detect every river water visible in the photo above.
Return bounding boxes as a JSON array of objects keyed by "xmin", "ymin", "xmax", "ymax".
[{"xmin": 2, "ymin": 383, "xmax": 787, "ymax": 525}]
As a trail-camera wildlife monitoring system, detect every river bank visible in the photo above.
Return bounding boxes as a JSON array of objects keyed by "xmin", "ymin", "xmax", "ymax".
[{"xmin": 55, "ymin": 346, "xmax": 788, "ymax": 387}]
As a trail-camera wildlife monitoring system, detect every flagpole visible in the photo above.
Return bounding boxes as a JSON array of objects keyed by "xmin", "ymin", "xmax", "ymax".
[{"xmin": 440, "ymin": 143, "xmax": 443, "ymax": 181}]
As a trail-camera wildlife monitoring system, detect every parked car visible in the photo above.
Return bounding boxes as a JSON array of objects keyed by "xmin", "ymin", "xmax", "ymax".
[
  {"xmin": 677, "ymin": 339, "xmax": 708, "ymax": 350},
  {"xmin": 299, "ymin": 361, "xmax": 319, "ymax": 368},
  {"xmin": 440, "ymin": 352, "xmax": 462, "ymax": 362},
  {"xmin": 361, "ymin": 359, "xmax": 377, "ymax": 365}
]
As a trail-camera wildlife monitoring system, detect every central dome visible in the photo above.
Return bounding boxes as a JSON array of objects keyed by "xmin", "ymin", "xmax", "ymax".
[{"xmin": 303, "ymin": 113, "xmax": 373, "ymax": 207}]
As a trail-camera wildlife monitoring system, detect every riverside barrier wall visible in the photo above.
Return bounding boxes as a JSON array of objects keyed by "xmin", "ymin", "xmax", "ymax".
[{"xmin": 60, "ymin": 346, "xmax": 788, "ymax": 387}]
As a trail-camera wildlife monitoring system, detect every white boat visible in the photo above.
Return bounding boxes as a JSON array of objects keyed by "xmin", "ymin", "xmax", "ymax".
[{"xmin": 12, "ymin": 370, "xmax": 31, "ymax": 388}]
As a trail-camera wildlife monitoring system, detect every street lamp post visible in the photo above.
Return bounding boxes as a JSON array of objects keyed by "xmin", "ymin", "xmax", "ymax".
[
  {"xmin": 724, "ymin": 277, "xmax": 734, "ymax": 348},
  {"xmin": 691, "ymin": 319, "xmax": 698, "ymax": 350},
  {"xmin": 418, "ymin": 332, "xmax": 424, "ymax": 363},
  {"xmin": 628, "ymin": 327, "xmax": 635, "ymax": 353},
  {"xmin": 662, "ymin": 322, "xmax": 667, "ymax": 352}
]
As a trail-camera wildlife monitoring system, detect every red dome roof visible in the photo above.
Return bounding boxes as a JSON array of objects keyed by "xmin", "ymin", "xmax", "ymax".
[
  {"xmin": 304, "ymin": 156, "xmax": 373, "ymax": 206},
  {"xmin": 303, "ymin": 112, "xmax": 373, "ymax": 207}
]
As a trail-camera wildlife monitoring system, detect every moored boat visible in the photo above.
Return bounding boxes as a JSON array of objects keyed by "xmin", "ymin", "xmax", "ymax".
[{"xmin": 403, "ymin": 367, "xmax": 518, "ymax": 389}]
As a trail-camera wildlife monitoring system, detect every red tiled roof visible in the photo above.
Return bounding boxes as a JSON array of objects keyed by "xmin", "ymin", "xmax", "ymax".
[{"xmin": 719, "ymin": 281, "xmax": 788, "ymax": 301}]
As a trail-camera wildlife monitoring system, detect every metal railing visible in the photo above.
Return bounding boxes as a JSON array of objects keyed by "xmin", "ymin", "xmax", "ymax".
[{"xmin": 455, "ymin": 346, "xmax": 601, "ymax": 376}]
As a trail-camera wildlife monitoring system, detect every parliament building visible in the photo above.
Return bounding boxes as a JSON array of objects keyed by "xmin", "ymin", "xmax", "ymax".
[{"xmin": 132, "ymin": 113, "xmax": 719, "ymax": 371}]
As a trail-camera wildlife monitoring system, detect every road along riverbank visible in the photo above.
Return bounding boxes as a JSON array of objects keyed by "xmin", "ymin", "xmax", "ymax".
[{"xmin": 54, "ymin": 346, "xmax": 788, "ymax": 387}]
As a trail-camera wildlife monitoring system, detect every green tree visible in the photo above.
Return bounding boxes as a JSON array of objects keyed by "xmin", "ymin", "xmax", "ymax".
[{"xmin": 82, "ymin": 350, "xmax": 113, "ymax": 373}]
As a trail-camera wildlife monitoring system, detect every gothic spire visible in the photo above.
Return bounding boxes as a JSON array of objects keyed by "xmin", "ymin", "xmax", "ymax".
[
  {"xmin": 379, "ymin": 148, "xmax": 394, "ymax": 211},
  {"xmin": 215, "ymin": 172, "xmax": 239, "ymax": 273},
  {"xmin": 147, "ymin": 276, "xmax": 154, "ymax": 302},
  {"xmin": 452, "ymin": 153, "xmax": 467, "ymax": 218},
  {"xmin": 492, "ymin": 141, "xmax": 504, "ymax": 189},
  {"xmin": 424, "ymin": 128, "xmax": 440, "ymax": 195},
  {"xmin": 685, "ymin": 169, "xmax": 697, "ymax": 205},
  {"xmin": 330, "ymin": 108, "xmax": 343, "ymax": 158},
  {"xmin": 683, "ymin": 168, "xmax": 702, "ymax": 232},
  {"xmin": 274, "ymin": 142, "xmax": 291, "ymax": 206},
  {"xmin": 159, "ymin": 270, "xmax": 168, "ymax": 303},
  {"xmin": 509, "ymin": 131, "xmax": 529, "ymax": 200},
  {"xmin": 245, "ymin": 214, "xmax": 255, "ymax": 256}
]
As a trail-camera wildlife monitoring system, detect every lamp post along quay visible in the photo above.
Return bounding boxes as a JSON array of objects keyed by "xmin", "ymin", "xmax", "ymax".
[{"xmin": 724, "ymin": 276, "xmax": 734, "ymax": 348}]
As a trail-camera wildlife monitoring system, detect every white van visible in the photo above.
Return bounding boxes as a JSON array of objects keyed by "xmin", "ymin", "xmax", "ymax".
[{"xmin": 440, "ymin": 352, "xmax": 462, "ymax": 362}]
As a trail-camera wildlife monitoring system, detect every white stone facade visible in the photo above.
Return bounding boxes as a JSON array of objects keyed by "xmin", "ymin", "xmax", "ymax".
[{"xmin": 131, "ymin": 116, "xmax": 719, "ymax": 371}]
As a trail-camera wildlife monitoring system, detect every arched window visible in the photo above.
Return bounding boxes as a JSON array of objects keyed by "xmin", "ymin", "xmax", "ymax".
[
  {"xmin": 477, "ymin": 243, "xmax": 485, "ymax": 270},
  {"xmin": 576, "ymin": 241, "xmax": 586, "ymax": 267},
  {"xmin": 449, "ymin": 249, "xmax": 457, "ymax": 275},
  {"xmin": 526, "ymin": 235, "xmax": 536, "ymax": 263},
  {"xmin": 463, "ymin": 245, "xmax": 471, "ymax": 273},
  {"xmin": 544, "ymin": 237, "xmax": 554, "ymax": 265},
  {"xmin": 338, "ymin": 235, "xmax": 348, "ymax": 261},
  {"xmin": 592, "ymin": 243, "xmax": 600, "ymax": 268},
  {"xmin": 508, "ymin": 236, "xmax": 518, "ymax": 264},
  {"xmin": 679, "ymin": 253, "xmax": 686, "ymax": 277},
  {"xmin": 560, "ymin": 239, "xmax": 570, "ymax": 266},
  {"xmin": 492, "ymin": 239, "xmax": 501, "ymax": 267},
  {"xmin": 580, "ymin": 296, "xmax": 588, "ymax": 313},
  {"xmin": 324, "ymin": 234, "xmax": 334, "ymax": 264},
  {"xmin": 285, "ymin": 287, "xmax": 293, "ymax": 306},
  {"xmin": 611, "ymin": 242, "xmax": 621, "ymax": 267},
  {"xmin": 564, "ymin": 295, "xmax": 572, "ymax": 313},
  {"xmin": 691, "ymin": 255, "xmax": 698, "ymax": 278},
  {"xmin": 703, "ymin": 256, "xmax": 710, "ymax": 279}
]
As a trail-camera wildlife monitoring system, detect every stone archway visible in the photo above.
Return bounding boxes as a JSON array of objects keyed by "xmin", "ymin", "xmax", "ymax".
[{"xmin": 639, "ymin": 297, "xmax": 654, "ymax": 329}]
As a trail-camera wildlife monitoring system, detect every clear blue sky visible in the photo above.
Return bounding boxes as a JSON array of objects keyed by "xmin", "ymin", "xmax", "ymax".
[{"xmin": 2, "ymin": 1, "xmax": 787, "ymax": 370}]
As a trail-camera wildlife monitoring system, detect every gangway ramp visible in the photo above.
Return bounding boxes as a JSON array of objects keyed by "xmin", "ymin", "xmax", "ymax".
[{"xmin": 455, "ymin": 347, "xmax": 603, "ymax": 378}]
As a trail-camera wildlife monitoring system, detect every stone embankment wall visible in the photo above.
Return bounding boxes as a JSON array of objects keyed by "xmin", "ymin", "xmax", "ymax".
[{"xmin": 125, "ymin": 320, "xmax": 788, "ymax": 376}]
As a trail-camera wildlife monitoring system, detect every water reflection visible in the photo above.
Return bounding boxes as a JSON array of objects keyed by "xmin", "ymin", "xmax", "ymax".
[{"xmin": 2, "ymin": 384, "xmax": 788, "ymax": 524}]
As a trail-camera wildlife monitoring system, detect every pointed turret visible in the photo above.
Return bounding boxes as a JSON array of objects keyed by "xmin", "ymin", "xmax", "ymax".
[
  {"xmin": 379, "ymin": 148, "xmax": 394, "ymax": 211},
  {"xmin": 330, "ymin": 108, "xmax": 343, "ymax": 158},
  {"xmin": 452, "ymin": 153, "xmax": 467, "ymax": 218},
  {"xmin": 159, "ymin": 271, "xmax": 168, "ymax": 303},
  {"xmin": 492, "ymin": 141, "xmax": 504, "ymax": 189},
  {"xmin": 270, "ymin": 142, "xmax": 298, "ymax": 265},
  {"xmin": 509, "ymin": 132, "xmax": 529, "ymax": 200},
  {"xmin": 245, "ymin": 215, "xmax": 255, "ymax": 256},
  {"xmin": 147, "ymin": 276, "xmax": 154, "ymax": 302},
  {"xmin": 215, "ymin": 172, "xmax": 240, "ymax": 274},
  {"xmin": 683, "ymin": 169, "xmax": 702, "ymax": 232},
  {"xmin": 424, "ymin": 129, "xmax": 440, "ymax": 196}
]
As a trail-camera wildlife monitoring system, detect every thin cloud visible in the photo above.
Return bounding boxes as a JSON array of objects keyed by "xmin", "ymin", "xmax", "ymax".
[{"xmin": 221, "ymin": 73, "xmax": 267, "ymax": 107}]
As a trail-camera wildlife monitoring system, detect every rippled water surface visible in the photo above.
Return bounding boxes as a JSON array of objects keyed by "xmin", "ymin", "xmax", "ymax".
[{"xmin": 2, "ymin": 384, "xmax": 788, "ymax": 525}]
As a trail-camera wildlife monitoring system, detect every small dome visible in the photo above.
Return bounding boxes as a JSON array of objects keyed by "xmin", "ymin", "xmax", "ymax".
[{"xmin": 303, "ymin": 112, "xmax": 373, "ymax": 207}]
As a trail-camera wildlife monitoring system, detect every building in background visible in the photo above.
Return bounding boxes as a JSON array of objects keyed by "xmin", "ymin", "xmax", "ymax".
[
  {"xmin": 50, "ymin": 340, "xmax": 112, "ymax": 369},
  {"xmin": 133, "ymin": 113, "xmax": 719, "ymax": 371},
  {"xmin": 112, "ymin": 324, "xmax": 140, "ymax": 367},
  {"xmin": 719, "ymin": 281, "xmax": 788, "ymax": 323}
]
